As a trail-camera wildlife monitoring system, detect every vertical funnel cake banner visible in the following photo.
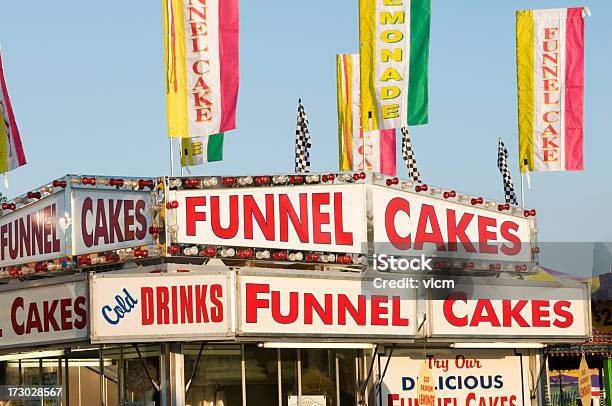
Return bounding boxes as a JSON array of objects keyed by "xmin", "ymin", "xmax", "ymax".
[
  {"xmin": 517, "ymin": 8, "xmax": 586, "ymax": 172},
  {"xmin": 359, "ymin": 0, "xmax": 430, "ymax": 132},
  {"xmin": 0, "ymin": 49, "xmax": 26, "ymax": 173},
  {"xmin": 164, "ymin": 0, "xmax": 239, "ymax": 138},
  {"xmin": 337, "ymin": 54, "xmax": 396, "ymax": 176}
]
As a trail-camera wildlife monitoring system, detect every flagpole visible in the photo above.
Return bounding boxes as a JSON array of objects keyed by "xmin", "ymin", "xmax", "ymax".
[
  {"xmin": 520, "ymin": 171, "xmax": 525, "ymax": 207},
  {"xmin": 365, "ymin": 112, "xmax": 372, "ymax": 172},
  {"xmin": 169, "ymin": 137, "xmax": 175, "ymax": 176}
]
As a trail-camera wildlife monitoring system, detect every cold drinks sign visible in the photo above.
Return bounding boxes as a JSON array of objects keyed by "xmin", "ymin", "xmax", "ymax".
[{"xmin": 89, "ymin": 271, "xmax": 230, "ymax": 342}]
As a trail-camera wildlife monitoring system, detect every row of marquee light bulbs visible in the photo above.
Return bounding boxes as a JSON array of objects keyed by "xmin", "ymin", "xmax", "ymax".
[
  {"xmin": 0, "ymin": 172, "xmax": 536, "ymax": 218},
  {"xmin": 167, "ymin": 173, "xmax": 537, "ymax": 218},
  {"xmin": 0, "ymin": 245, "xmax": 535, "ymax": 279},
  {"xmin": 0, "ymin": 177, "xmax": 156, "ymax": 214}
]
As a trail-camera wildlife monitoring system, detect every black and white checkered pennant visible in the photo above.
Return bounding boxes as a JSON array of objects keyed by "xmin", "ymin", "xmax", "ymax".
[
  {"xmin": 497, "ymin": 139, "xmax": 519, "ymax": 205},
  {"xmin": 401, "ymin": 127, "xmax": 421, "ymax": 183},
  {"xmin": 295, "ymin": 99, "xmax": 312, "ymax": 173}
]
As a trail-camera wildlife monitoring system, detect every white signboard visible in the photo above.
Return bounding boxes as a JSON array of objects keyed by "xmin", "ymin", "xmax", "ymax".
[
  {"xmin": 0, "ymin": 278, "xmax": 88, "ymax": 349},
  {"xmin": 0, "ymin": 192, "xmax": 66, "ymax": 267},
  {"xmin": 90, "ymin": 271, "xmax": 230, "ymax": 342},
  {"xmin": 372, "ymin": 186, "xmax": 533, "ymax": 262},
  {"xmin": 238, "ymin": 274, "xmax": 417, "ymax": 337},
  {"xmin": 72, "ymin": 189, "xmax": 153, "ymax": 255},
  {"xmin": 288, "ymin": 396, "xmax": 326, "ymax": 406},
  {"xmin": 381, "ymin": 350, "xmax": 530, "ymax": 406},
  {"xmin": 430, "ymin": 282, "xmax": 590, "ymax": 338},
  {"xmin": 170, "ymin": 185, "xmax": 367, "ymax": 254}
]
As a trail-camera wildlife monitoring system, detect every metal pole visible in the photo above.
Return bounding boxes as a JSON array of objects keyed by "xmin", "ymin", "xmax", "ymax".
[
  {"xmin": 58, "ymin": 358, "xmax": 62, "ymax": 406},
  {"xmin": 99, "ymin": 346, "xmax": 104, "ymax": 406},
  {"xmin": 297, "ymin": 349, "xmax": 302, "ymax": 406},
  {"xmin": 118, "ymin": 345, "xmax": 124, "ymax": 405},
  {"xmin": 169, "ymin": 138, "xmax": 175, "ymax": 177},
  {"xmin": 355, "ymin": 354, "xmax": 360, "ymax": 404},
  {"xmin": 365, "ymin": 112, "xmax": 373, "ymax": 172},
  {"xmin": 78, "ymin": 367, "xmax": 81, "ymax": 406},
  {"xmin": 335, "ymin": 353, "xmax": 340, "ymax": 406},
  {"xmin": 65, "ymin": 355, "xmax": 69, "ymax": 406},
  {"xmin": 377, "ymin": 354, "xmax": 382, "ymax": 406},
  {"xmin": 160, "ymin": 344, "xmax": 169, "ymax": 406},
  {"xmin": 241, "ymin": 344, "xmax": 247, "ymax": 406},
  {"xmin": 520, "ymin": 171, "xmax": 525, "ymax": 207},
  {"xmin": 39, "ymin": 358, "xmax": 44, "ymax": 406},
  {"xmin": 277, "ymin": 349, "xmax": 282, "ymax": 406}
]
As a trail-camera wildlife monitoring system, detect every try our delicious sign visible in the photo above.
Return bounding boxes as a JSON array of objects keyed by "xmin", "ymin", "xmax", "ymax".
[
  {"xmin": 0, "ymin": 276, "xmax": 88, "ymax": 349},
  {"xmin": 430, "ymin": 281, "xmax": 590, "ymax": 338},
  {"xmin": 168, "ymin": 182, "xmax": 535, "ymax": 262},
  {"xmin": 89, "ymin": 271, "xmax": 230, "ymax": 342},
  {"xmin": 170, "ymin": 185, "xmax": 368, "ymax": 254},
  {"xmin": 381, "ymin": 350, "xmax": 529, "ymax": 406},
  {"xmin": 237, "ymin": 274, "xmax": 418, "ymax": 337}
]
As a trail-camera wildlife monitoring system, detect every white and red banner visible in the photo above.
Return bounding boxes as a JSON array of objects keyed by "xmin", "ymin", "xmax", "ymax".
[
  {"xmin": 164, "ymin": 0, "xmax": 239, "ymax": 138},
  {"xmin": 517, "ymin": 8, "xmax": 586, "ymax": 172},
  {"xmin": 382, "ymin": 350, "xmax": 530, "ymax": 406},
  {"xmin": 89, "ymin": 272, "xmax": 230, "ymax": 342},
  {"xmin": 0, "ymin": 193, "xmax": 66, "ymax": 267},
  {"xmin": 430, "ymin": 282, "xmax": 590, "ymax": 338},
  {"xmin": 337, "ymin": 54, "xmax": 396, "ymax": 176},
  {"xmin": 171, "ymin": 185, "xmax": 367, "ymax": 253},
  {"xmin": 0, "ymin": 278, "xmax": 88, "ymax": 348},
  {"xmin": 238, "ymin": 274, "xmax": 418, "ymax": 337},
  {"xmin": 0, "ymin": 48, "xmax": 27, "ymax": 174},
  {"xmin": 372, "ymin": 186, "xmax": 533, "ymax": 262},
  {"xmin": 72, "ymin": 189, "xmax": 153, "ymax": 256}
]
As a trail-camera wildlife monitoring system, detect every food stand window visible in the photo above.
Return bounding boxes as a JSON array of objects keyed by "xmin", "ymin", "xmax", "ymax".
[
  {"xmin": 184, "ymin": 344, "xmax": 360, "ymax": 406},
  {"xmin": 2, "ymin": 356, "xmax": 61, "ymax": 406},
  {"xmin": 184, "ymin": 343, "xmax": 243, "ymax": 406},
  {"xmin": 244, "ymin": 345, "xmax": 279, "ymax": 406}
]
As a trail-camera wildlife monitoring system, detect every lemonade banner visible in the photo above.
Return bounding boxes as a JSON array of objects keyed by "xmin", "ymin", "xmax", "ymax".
[
  {"xmin": 163, "ymin": 0, "xmax": 239, "ymax": 138},
  {"xmin": 337, "ymin": 54, "xmax": 396, "ymax": 176},
  {"xmin": 359, "ymin": 0, "xmax": 430, "ymax": 132},
  {"xmin": 0, "ymin": 48, "xmax": 26, "ymax": 174},
  {"xmin": 180, "ymin": 133, "xmax": 224, "ymax": 167},
  {"xmin": 517, "ymin": 8, "xmax": 587, "ymax": 172}
]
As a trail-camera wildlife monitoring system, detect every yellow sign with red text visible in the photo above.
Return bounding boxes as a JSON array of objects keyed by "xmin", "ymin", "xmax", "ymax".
[
  {"xmin": 578, "ymin": 355, "xmax": 592, "ymax": 406},
  {"xmin": 417, "ymin": 361, "xmax": 435, "ymax": 406}
]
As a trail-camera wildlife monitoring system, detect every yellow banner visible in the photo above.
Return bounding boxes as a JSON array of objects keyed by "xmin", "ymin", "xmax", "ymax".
[
  {"xmin": 359, "ymin": 0, "xmax": 410, "ymax": 132},
  {"xmin": 337, "ymin": 54, "xmax": 358, "ymax": 171}
]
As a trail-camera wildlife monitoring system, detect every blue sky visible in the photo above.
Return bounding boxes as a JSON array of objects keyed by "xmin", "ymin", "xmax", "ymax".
[{"xmin": 0, "ymin": 1, "xmax": 610, "ymax": 245}]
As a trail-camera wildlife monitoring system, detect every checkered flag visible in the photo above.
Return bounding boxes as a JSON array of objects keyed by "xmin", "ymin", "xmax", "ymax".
[
  {"xmin": 401, "ymin": 127, "xmax": 421, "ymax": 183},
  {"xmin": 295, "ymin": 99, "xmax": 312, "ymax": 173},
  {"xmin": 497, "ymin": 138, "xmax": 519, "ymax": 205}
]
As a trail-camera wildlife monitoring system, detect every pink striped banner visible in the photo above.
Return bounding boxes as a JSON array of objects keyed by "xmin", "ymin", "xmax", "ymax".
[{"xmin": 564, "ymin": 7, "xmax": 584, "ymax": 171}]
